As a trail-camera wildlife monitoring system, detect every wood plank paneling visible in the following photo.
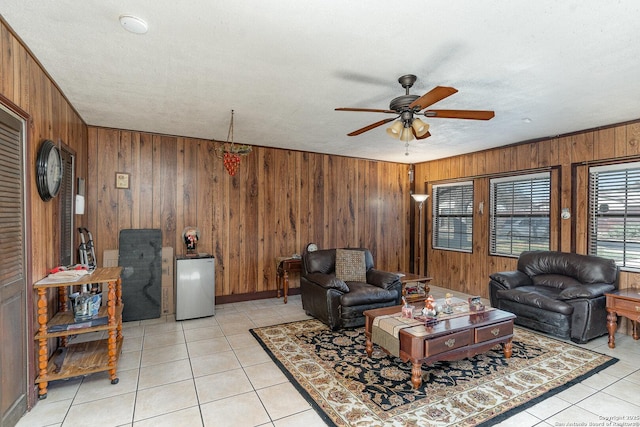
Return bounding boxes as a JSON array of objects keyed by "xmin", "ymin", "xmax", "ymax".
[
  {"xmin": 2, "ymin": 18, "xmax": 89, "ymax": 406},
  {"xmin": 414, "ymin": 121, "xmax": 640, "ymax": 300},
  {"xmin": 86, "ymin": 128, "xmax": 411, "ymax": 298}
]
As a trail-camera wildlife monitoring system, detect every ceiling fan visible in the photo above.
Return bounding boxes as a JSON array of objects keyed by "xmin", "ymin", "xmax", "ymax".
[{"xmin": 335, "ymin": 74, "xmax": 494, "ymax": 144}]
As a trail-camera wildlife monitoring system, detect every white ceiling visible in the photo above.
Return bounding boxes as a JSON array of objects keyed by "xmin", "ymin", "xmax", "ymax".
[{"xmin": 2, "ymin": 1, "xmax": 640, "ymax": 164}]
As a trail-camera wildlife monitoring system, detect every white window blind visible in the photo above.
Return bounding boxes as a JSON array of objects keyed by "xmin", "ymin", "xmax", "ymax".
[
  {"xmin": 589, "ymin": 162, "xmax": 640, "ymax": 270},
  {"xmin": 490, "ymin": 172, "xmax": 550, "ymax": 256},
  {"xmin": 432, "ymin": 181, "xmax": 473, "ymax": 252}
]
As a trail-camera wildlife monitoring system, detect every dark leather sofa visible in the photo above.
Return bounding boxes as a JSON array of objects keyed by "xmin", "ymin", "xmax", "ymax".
[
  {"xmin": 301, "ymin": 248, "xmax": 401, "ymax": 329},
  {"xmin": 489, "ymin": 250, "xmax": 619, "ymax": 343}
]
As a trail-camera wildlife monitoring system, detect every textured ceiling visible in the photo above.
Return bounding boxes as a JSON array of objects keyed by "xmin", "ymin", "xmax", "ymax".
[{"xmin": 2, "ymin": 1, "xmax": 640, "ymax": 163}]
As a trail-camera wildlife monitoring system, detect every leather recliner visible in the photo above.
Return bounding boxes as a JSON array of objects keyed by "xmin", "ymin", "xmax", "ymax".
[
  {"xmin": 301, "ymin": 248, "xmax": 402, "ymax": 330},
  {"xmin": 489, "ymin": 250, "xmax": 619, "ymax": 343}
]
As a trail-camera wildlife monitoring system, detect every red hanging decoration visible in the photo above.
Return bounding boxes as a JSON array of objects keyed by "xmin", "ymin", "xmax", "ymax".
[
  {"xmin": 216, "ymin": 110, "xmax": 251, "ymax": 176},
  {"xmin": 223, "ymin": 151, "xmax": 241, "ymax": 176}
]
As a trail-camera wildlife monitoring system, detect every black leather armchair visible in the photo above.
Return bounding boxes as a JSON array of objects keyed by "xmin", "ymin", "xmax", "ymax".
[
  {"xmin": 489, "ymin": 250, "xmax": 619, "ymax": 343},
  {"xmin": 301, "ymin": 248, "xmax": 401, "ymax": 330}
]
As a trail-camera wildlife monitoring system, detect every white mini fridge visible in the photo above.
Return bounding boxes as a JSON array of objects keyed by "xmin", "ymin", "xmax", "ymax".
[{"xmin": 175, "ymin": 254, "xmax": 215, "ymax": 320}]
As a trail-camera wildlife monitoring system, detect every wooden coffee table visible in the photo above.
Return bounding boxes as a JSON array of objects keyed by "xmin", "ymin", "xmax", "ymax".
[{"xmin": 364, "ymin": 305, "xmax": 515, "ymax": 389}]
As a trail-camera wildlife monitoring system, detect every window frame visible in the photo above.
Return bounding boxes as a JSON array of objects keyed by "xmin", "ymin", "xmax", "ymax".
[
  {"xmin": 489, "ymin": 172, "xmax": 551, "ymax": 257},
  {"xmin": 432, "ymin": 181, "xmax": 474, "ymax": 253},
  {"xmin": 588, "ymin": 162, "xmax": 640, "ymax": 272}
]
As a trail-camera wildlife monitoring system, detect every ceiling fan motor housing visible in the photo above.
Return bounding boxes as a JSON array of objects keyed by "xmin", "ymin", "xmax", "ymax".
[{"xmin": 389, "ymin": 95, "xmax": 420, "ymax": 112}]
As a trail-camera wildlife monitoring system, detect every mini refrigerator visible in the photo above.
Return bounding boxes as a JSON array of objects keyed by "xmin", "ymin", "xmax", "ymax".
[{"xmin": 175, "ymin": 254, "xmax": 215, "ymax": 320}]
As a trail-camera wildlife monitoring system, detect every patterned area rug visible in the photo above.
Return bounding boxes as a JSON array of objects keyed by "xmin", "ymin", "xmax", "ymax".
[{"xmin": 250, "ymin": 319, "xmax": 617, "ymax": 427}]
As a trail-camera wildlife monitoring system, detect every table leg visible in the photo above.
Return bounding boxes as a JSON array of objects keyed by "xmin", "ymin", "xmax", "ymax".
[
  {"xmin": 36, "ymin": 288, "xmax": 49, "ymax": 399},
  {"xmin": 411, "ymin": 362, "xmax": 423, "ymax": 389},
  {"xmin": 607, "ymin": 311, "xmax": 617, "ymax": 349},
  {"xmin": 633, "ymin": 320, "xmax": 639, "ymax": 341},
  {"xmin": 107, "ymin": 280, "xmax": 119, "ymax": 384},
  {"xmin": 503, "ymin": 338, "xmax": 513, "ymax": 358},
  {"xmin": 365, "ymin": 335, "xmax": 373, "ymax": 357},
  {"xmin": 276, "ymin": 270, "xmax": 281, "ymax": 298},
  {"xmin": 283, "ymin": 271, "xmax": 289, "ymax": 304}
]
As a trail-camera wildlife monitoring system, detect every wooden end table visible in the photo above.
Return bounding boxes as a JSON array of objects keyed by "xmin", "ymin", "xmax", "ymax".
[
  {"xmin": 398, "ymin": 273, "xmax": 432, "ymax": 303},
  {"xmin": 276, "ymin": 257, "xmax": 301, "ymax": 304},
  {"xmin": 605, "ymin": 287, "xmax": 640, "ymax": 349},
  {"xmin": 364, "ymin": 305, "xmax": 515, "ymax": 389}
]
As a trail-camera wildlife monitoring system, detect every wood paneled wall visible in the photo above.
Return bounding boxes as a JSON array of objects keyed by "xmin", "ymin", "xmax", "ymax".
[
  {"xmin": 1, "ymin": 21, "xmax": 88, "ymax": 277},
  {"xmin": 86, "ymin": 127, "xmax": 412, "ymax": 299},
  {"xmin": 414, "ymin": 121, "xmax": 640, "ymax": 299},
  {"xmin": 1, "ymin": 18, "xmax": 88, "ymax": 405}
]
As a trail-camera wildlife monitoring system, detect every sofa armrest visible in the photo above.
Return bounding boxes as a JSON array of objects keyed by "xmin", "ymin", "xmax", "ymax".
[
  {"xmin": 303, "ymin": 272, "xmax": 349, "ymax": 293},
  {"xmin": 489, "ymin": 271, "xmax": 532, "ymax": 289},
  {"xmin": 558, "ymin": 283, "xmax": 616, "ymax": 300},
  {"xmin": 366, "ymin": 269, "xmax": 401, "ymax": 290}
]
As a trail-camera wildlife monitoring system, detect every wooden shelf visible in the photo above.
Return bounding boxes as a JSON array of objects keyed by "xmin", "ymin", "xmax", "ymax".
[
  {"xmin": 35, "ymin": 305, "xmax": 123, "ymax": 339},
  {"xmin": 35, "ymin": 338, "xmax": 123, "ymax": 383},
  {"xmin": 33, "ymin": 267, "xmax": 123, "ymax": 399}
]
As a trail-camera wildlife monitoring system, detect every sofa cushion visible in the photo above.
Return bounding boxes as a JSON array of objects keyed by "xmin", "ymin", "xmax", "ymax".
[
  {"xmin": 335, "ymin": 249, "xmax": 367, "ymax": 282},
  {"xmin": 558, "ymin": 283, "xmax": 616, "ymax": 300},
  {"xmin": 304, "ymin": 249, "xmax": 336, "ymax": 274},
  {"xmin": 340, "ymin": 282, "xmax": 397, "ymax": 307},
  {"xmin": 532, "ymin": 274, "xmax": 582, "ymax": 289},
  {"xmin": 518, "ymin": 251, "xmax": 618, "ymax": 284},
  {"xmin": 497, "ymin": 286, "xmax": 574, "ymax": 315}
]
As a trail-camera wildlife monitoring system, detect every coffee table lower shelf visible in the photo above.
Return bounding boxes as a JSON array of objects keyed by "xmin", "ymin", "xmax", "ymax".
[{"xmin": 364, "ymin": 306, "xmax": 515, "ymax": 389}]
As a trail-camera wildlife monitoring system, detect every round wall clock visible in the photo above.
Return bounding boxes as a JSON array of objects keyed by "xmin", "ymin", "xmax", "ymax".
[{"xmin": 36, "ymin": 139, "xmax": 63, "ymax": 201}]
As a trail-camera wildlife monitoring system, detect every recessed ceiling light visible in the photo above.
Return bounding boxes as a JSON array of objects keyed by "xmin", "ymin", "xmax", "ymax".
[
  {"xmin": 522, "ymin": 117, "xmax": 532, "ymax": 123},
  {"xmin": 119, "ymin": 15, "xmax": 148, "ymax": 34}
]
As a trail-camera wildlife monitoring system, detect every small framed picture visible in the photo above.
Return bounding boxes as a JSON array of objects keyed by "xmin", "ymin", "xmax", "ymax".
[{"xmin": 115, "ymin": 172, "xmax": 130, "ymax": 189}]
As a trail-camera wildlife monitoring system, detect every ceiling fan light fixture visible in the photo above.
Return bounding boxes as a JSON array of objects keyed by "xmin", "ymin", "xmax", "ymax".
[
  {"xmin": 386, "ymin": 120, "xmax": 403, "ymax": 139},
  {"xmin": 400, "ymin": 126, "xmax": 414, "ymax": 142},
  {"xmin": 411, "ymin": 118, "xmax": 429, "ymax": 137}
]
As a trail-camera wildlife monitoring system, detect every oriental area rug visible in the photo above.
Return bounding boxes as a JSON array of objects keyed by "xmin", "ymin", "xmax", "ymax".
[{"xmin": 250, "ymin": 319, "xmax": 617, "ymax": 427}]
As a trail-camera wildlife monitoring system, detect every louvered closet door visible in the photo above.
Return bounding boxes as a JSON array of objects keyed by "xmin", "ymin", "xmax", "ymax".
[{"xmin": 0, "ymin": 107, "xmax": 27, "ymax": 427}]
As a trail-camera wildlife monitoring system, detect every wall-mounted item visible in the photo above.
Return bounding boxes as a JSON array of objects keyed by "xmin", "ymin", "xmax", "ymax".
[
  {"xmin": 115, "ymin": 172, "xmax": 130, "ymax": 189},
  {"xmin": 75, "ymin": 177, "xmax": 85, "ymax": 214},
  {"xmin": 36, "ymin": 139, "xmax": 63, "ymax": 201}
]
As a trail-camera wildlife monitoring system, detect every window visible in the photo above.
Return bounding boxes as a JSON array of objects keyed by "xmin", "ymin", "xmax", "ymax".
[
  {"xmin": 589, "ymin": 163, "xmax": 640, "ymax": 270},
  {"xmin": 432, "ymin": 181, "xmax": 473, "ymax": 252},
  {"xmin": 490, "ymin": 172, "xmax": 550, "ymax": 256}
]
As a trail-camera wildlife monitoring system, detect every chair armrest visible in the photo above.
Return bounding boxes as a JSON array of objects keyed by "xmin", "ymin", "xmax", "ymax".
[
  {"xmin": 489, "ymin": 271, "xmax": 532, "ymax": 289},
  {"xmin": 558, "ymin": 283, "xmax": 616, "ymax": 300},
  {"xmin": 303, "ymin": 272, "xmax": 349, "ymax": 293},
  {"xmin": 366, "ymin": 269, "xmax": 401, "ymax": 290}
]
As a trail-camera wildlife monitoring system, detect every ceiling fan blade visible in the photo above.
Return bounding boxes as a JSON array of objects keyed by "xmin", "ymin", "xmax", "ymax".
[
  {"xmin": 335, "ymin": 107, "xmax": 396, "ymax": 113},
  {"xmin": 347, "ymin": 118, "xmax": 396, "ymax": 136},
  {"xmin": 423, "ymin": 109, "xmax": 495, "ymax": 120},
  {"xmin": 414, "ymin": 130, "xmax": 431, "ymax": 140},
  {"xmin": 409, "ymin": 86, "xmax": 458, "ymax": 111}
]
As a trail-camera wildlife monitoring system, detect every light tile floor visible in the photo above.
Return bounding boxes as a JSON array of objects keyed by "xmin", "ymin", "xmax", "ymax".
[{"xmin": 16, "ymin": 286, "xmax": 640, "ymax": 427}]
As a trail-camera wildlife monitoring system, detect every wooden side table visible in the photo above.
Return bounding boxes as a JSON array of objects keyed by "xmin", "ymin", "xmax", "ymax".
[
  {"xmin": 397, "ymin": 273, "xmax": 433, "ymax": 303},
  {"xmin": 276, "ymin": 257, "xmax": 301, "ymax": 304},
  {"xmin": 605, "ymin": 287, "xmax": 640, "ymax": 349}
]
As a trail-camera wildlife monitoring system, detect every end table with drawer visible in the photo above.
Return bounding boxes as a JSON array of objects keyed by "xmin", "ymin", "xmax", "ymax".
[
  {"xmin": 605, "ymin": 287, "xmax": 640, "ymax": 349},
  {"xmin": 276, "ymin": 257, "xmax": 301, "ymax": 304}
]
